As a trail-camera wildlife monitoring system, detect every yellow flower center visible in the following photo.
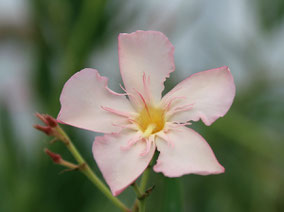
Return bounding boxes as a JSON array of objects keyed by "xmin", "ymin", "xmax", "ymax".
[{"xmin": 136, "ymin": 105, "xmax": 165, "ymax": 137}]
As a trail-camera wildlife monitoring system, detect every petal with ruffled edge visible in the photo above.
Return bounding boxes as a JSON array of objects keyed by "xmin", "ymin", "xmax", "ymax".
[
  {"xmin": 118, "ymin": 30, "xmax": 175, "ymax": 105},
  {"xmin": 93, "ymin": 130, "xmax": 155, "ymax": 196},
  {"xmin": 57, "ymin": 68, "xmax": 134, "ymax": 133},
  {"xmin": 163, "ymin": 66, "xmax": 235, "ymax": 126},
  {"xmin": 154, "ymin": 126, "xmax": 224, "ymax": 177}
]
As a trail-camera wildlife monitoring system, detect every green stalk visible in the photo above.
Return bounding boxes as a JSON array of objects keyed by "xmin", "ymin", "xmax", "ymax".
[
  {"xmin": 132, "ymin": 183, "xmax": 146, "ymax": 212},
  {"xmin": 140, "ymin": 166, "xmax": 151, "ymax": 192},
  {"xmin": 132, "ymin": 156, "xmax": 155, "ymax": 211},
  {"xmin": 56, "ymin": 126, "xmax": 130, "ymax": 212},
  {"xmin": 132, "ymin": 166, "xmax": 150, "ymax": 211}
]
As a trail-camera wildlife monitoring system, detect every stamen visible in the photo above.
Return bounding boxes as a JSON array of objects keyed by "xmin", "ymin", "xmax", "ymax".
[
  {"xmin": 112, "ymin": 122, "xmax": 137, "ymax": 130},
  {"xmin": 106, "ymin": 87, "xmax": 128, "ymax": 96},
  {"xmin": 135, "ymin": 89, "xmax": 150, "ymax": 117},
  {"xmin": 163, "ymin": 96, "xmax": 186, "ymax": 111},
  {"xmin": 120, "ymin": 84, "xmax": 140, "ymax": 106},
  {"xmin": 136, "ymin": 105, "xmax": 165, "ymax": 134},
  {"xmin": 164, "ymin": 122, "xmax": 191, "ymax": 133},
  {"xmin": 128, "ymin": 118, "xmax": 138, "ymax": 125},
  {"xmin": 143, "ymin": 123, "xmax": 156, "ymax": 138},
  {"xmin": 119, "ymin": 84, "xmax": 127, "ymax": 92},
  {"xmin": 101, "ymin": 106, "xmax": 134, "ymax": 118},
  {"xmin": 140, "ymin": 136, "xmax": 154, "ymax": 156},
  {"xmin": 166, "ymin": 103, "xmax": 194, "ymax": 118},
  {"xmin": 161, "ymin": 86, "xmax": 183, "ymax": 105},
  {"xmin": 121, "ymin": 133, "xmax": 142, "ymax": 151},
  {"xmin": 170, "ymin": 122, "xmax": 192, "ymax": 127},
  {"xmin": 157, "ymin": 132, "xmax": 174, "ymax": 148}
]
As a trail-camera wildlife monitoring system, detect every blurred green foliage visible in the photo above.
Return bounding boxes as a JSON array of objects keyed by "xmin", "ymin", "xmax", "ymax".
[
  {"xmin": 1, "ymin": 0, "xmax": 284, "ymax": 212},
  {"xmin": 256, "ymin": 0, "xmax": 284, "ymax": 31}
]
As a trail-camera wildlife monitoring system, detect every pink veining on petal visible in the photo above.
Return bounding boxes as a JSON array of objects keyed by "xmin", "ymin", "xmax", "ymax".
[
  {"xmin": 134, "ymin": 89, "xmax": 150, "ymax": 111},
  {"xmin": 118, "ymin": 30, "xmax": 175, "ymax": 104},
  {"xmin": 157, "ymin": 131, "xmax": 174, "ymax": 148},
  {"xmin": 121, "ymin": 132, "xmax": 142, "ymax": 151},
  {"xmin": 119, "ymin": 84, "xmax": 140, "ymax": 106},
  {"xmin": 112, "ymin": 121, "xmax": 137, "ymax": 131},
  {"xmin": 163, "ymin": 66, "xmax": 236, "ymax": 125},
  {"xmin": 160, "ymin": 86, "xmax": 184, "ymax": 106},
  {"xmin": 140, "ymin": 136, "xmax": 154, "ymax": 156},
  {"xmin": 163, "ymin": 122, "xmax": 185, "ymax": 133},
  {"xmin": 166, "ymin": 103, "xmax": 195, "ymax": 118},
  {"xmin": 163, "ymin": 96, "xmax": 186, "ymax": 111},
  {"xmin": 142, "ymin": 72, "xmax": 152, "ymax": 103},
  {"xmin": 101, "ymin": 106, "xmax": 135, "ymax": 118}
]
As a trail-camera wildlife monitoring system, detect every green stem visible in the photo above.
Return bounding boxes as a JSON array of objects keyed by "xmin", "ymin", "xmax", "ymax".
[
  {"xmin": 140, "ymin": 166, "xmax": 151, "ymax": 192},
  {"xmin": 140, "ymin": 155, "xmax": 156, "ymax": 191},
  {"xmin": 132, "ymin": 183, "xmax": 146, "ymax": 212},
  {"xmin": 132, "ymin": 166, "xmax": 150, "ymax": 211},
  {"xmin": 132, "ymin": 157, "xmax": 155, "ymax": 211},
  {"xmin": 56, "ymin": 126, "xmax": 130, "ymax": 212},
  {"xmin": 132, "ymin": 182, "xmax": 143, "ymax": 197}
]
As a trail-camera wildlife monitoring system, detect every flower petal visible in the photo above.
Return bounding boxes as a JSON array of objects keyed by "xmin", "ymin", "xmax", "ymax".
[
  {"xmin": 57, "ymin": 68, "xmax": 134, "ymax": 133},
  {"xmin": 154, "ymin": 126, "xmax": 224, "ymax": 177},
  {"xmin": 163, "ymin": 66, "xmax": 235, "ymax": 125},
  {"xmin": 93, "ymin": 130, "xmax": 155, "ymax": 196},
  {"xmin": 118, "ymin": 30, "xmax": 175, "ymax": 105}
]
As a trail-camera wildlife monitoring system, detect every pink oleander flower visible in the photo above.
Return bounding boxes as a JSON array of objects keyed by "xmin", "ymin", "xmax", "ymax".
[{"xmin": 57, "ymin": 30, "xmax": 235, "ymax": 196}]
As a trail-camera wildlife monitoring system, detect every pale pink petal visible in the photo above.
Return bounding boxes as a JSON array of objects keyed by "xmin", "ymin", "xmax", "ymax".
[
  {"xmin": 93, "ymin": 130, "xmax": 155, "ymax": 196},
  {"xmin": 57, "ymin": 68, "xmax": 134, "ymax": 133},
  {"xmin": 163, "ymin": 66, "xmax": 235, "ymax": 125},
  {"xmin": 154, "ymin": 126, "xmax": 224, "ymax": 177},
  {"xmin": 118, "ymin": 30, "xmax": 175, "ymax": 105}
]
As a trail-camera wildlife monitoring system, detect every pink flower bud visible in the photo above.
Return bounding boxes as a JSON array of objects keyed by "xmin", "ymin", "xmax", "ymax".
[
  {"xmin": 33, "ymin": 125, "xmax": 53, "ymax": 135},
  {"xmin": 44, "ymin": 115, "xmax": 58, "ymax": 127},
  {"xmin": 35, "ymin": 113, "xmax": 48, "ymax": 125},
  {"xmin": 44, "ymin": 148, "xmax": 62, "ymax": 163}
]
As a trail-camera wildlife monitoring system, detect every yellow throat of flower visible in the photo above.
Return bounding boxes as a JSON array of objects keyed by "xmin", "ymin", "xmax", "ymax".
[{"xmin": 136, "ymin": 105, "xmax": 165, "ymax": 137}]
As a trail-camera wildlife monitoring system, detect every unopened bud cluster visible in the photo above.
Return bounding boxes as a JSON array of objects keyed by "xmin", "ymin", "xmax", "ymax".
[
  {"xmin": 34, "ymin": 113, "xmax": 58, "ymax": 136},
  {"xmin": 34, "ymin": 113, "xmax": 78, "ymax": 170},
  {"xmin": 44, "ymin": 148, "xmax": 62, "ymax": 163}
]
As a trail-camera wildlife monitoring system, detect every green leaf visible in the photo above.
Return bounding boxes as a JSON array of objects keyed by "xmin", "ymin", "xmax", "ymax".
[{"xmin": 162, "ymin": 178, "xmax": 184, "ymax": 212}]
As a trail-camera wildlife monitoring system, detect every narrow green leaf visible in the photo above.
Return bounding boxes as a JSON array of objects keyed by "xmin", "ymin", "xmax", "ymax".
[{"xmin": 162, "ymin": 178, "xmax": 184, "ymax": 212}]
